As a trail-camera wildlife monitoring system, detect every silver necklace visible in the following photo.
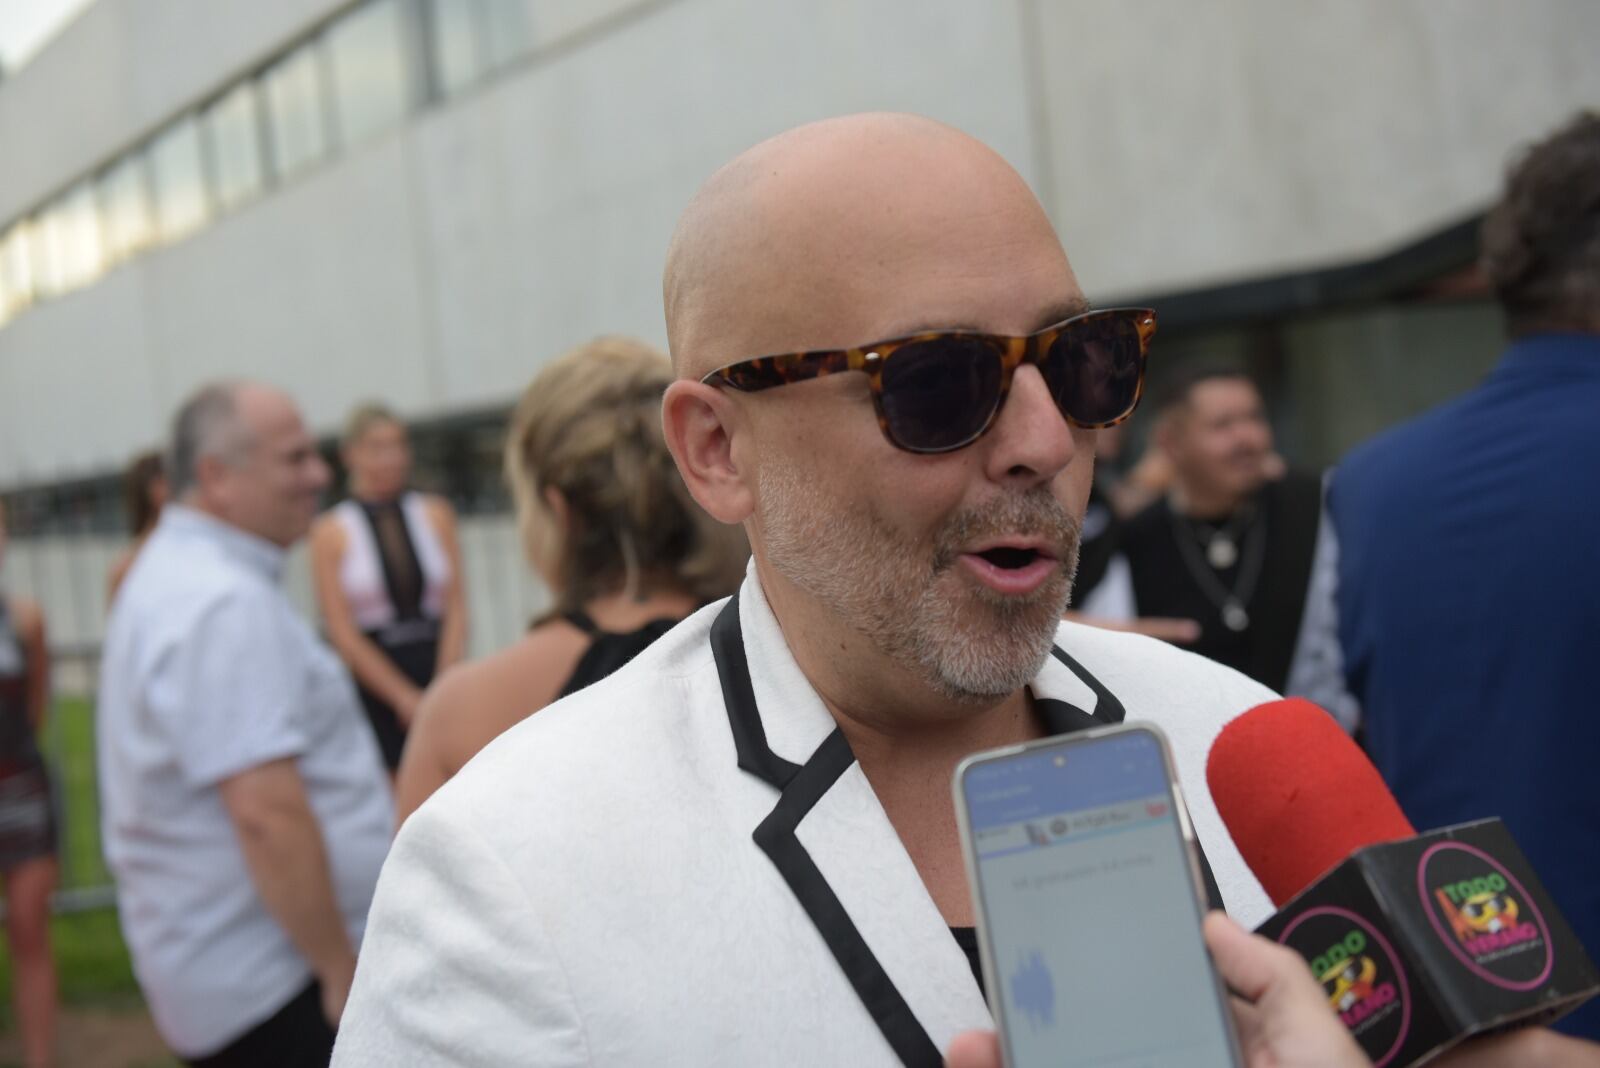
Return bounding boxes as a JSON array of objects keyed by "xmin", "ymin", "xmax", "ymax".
[
  {"xmin": 1169, "ymin": 503, "xmax": 1266, "ymax": 632},
  {"xmin": 1192, "ymin": 508, "xmax": 1253, "ymax": 570}
]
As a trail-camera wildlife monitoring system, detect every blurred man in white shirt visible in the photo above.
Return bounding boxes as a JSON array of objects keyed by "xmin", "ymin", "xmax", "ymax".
[{"xmin": 100, "ymin": 381, "xmax": 392, "ymax": 1066}]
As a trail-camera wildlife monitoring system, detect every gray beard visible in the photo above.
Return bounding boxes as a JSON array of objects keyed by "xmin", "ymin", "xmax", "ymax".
[{"xmin": 758, "ymin": 464, "xmax": 1080, "ymax": 702}]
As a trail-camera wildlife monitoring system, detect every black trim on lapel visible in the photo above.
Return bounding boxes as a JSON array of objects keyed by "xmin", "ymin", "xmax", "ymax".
[
  {"xmin": 713, "ymin": 592, "xmax": 801, "ymax": 789},
  {"xmin": 1036, "ymin": 645, "xmax": 1127, "ymax": 729},
  {"xmin": 753, "ymin": 730, "xmax": 944, "ymax": 1068},
  {"xmin": 714, "ymin": 596, "xmax": 941, "ymax": 1066}
]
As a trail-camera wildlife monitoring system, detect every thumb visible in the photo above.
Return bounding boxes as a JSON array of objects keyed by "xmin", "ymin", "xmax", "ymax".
[
  {"xmin": 1203, "ymin": 911, "xmax": 1305, "ymax": 1003},
  {"xmin": 945, "ymin": 1030, "xmax": 1003, "ymax": 1068}
]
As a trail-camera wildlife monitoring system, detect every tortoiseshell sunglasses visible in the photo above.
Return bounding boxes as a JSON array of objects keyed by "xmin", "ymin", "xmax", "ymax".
[{"xmin": 700, "ymin": 307, "xmax": 1156, "ymax": 454}]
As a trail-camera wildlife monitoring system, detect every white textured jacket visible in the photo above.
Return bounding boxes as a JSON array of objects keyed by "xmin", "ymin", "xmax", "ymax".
[{"xmin": 333, "ymin": 567, "xmax": 1275, "ymax": 1066}]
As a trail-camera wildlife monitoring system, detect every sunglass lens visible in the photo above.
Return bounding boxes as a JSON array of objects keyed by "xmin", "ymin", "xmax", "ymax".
[
  {"xmin": 879, "ymin": 337, "xmax": 1003, "ymax": 452},
  {"xmin": 1046, "ymin": 314, "xmax": 1144, "ymax": 425}
]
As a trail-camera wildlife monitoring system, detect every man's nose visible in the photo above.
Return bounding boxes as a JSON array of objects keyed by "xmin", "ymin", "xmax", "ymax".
[{"xmin": 979, "ymin": 364, "xmax": 1077, "ymax": 488}]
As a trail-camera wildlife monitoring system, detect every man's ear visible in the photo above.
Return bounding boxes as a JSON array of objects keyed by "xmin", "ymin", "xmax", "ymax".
[
  {"xmin": 194, "ymin": 452, "xmax": 230, "ymax": 506},
  {"xmin": 662, "ymin": 380, "xmax": 755, "ymax": 525}
]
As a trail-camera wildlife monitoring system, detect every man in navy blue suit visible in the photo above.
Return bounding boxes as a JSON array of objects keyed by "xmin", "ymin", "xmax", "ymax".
[{"xmin": 1330, "ymin": 112, "xmax": 1600, "ymax": 1041}]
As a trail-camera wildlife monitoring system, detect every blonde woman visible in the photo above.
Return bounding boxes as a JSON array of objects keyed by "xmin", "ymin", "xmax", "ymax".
[
  {"xmin": 310, "ymin": 405, "xmax": 466, "ymax": 773},
  {"xmin": 396, "ymin": 338, "xmax": 746, "ymax": 821}
]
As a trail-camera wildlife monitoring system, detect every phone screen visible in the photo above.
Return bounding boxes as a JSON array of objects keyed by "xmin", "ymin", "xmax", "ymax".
[{"xmin": 958, "ymin": 727, "xmax": 1237, "ymax": 1068}]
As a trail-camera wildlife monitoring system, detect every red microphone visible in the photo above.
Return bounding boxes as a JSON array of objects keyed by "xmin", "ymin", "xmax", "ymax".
[
  {"xmin": 1206, "ymin": 698, "xmax": 1596, "ymax": 1066},
  {"xmin": 1206, "ymin": 697, "xmax": 1414, "ymax": 907}
]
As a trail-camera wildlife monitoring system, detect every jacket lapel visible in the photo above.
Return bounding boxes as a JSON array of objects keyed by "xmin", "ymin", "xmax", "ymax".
[{"xmin": 717, "ymin": 585, "xmax": 987, "ymax": 1065}]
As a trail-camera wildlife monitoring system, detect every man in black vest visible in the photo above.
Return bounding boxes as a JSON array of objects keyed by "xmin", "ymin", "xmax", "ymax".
[{"xmin": 1110, "ymin": 369, "xmax": 1355, "ymax": 724}]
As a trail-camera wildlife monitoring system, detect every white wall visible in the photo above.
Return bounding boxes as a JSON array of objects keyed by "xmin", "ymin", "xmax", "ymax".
[{"xmin": 1036, "ymin": 0, "xmax": 1600, "ymax": 298}]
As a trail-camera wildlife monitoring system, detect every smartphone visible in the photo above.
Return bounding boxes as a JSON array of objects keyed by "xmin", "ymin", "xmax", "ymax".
[{"xmin": 953, "ymin": 723, "xmax": 1242, "ymax": 1068}]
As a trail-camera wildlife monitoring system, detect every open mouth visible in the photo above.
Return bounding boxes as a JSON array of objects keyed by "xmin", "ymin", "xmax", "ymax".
[
  {"xmin": 958, "ymin": 541, "xmax": 1060, "ymax": 595},
  {"xmin": 975, "ymin": 545, "xmax": 1045, "ymax": 570}
]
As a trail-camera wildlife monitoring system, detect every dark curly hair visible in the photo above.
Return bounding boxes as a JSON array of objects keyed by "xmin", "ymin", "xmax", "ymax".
[{"xmin": 1480, "ymin": 111, "xmax": 1600, "ymax": 335}]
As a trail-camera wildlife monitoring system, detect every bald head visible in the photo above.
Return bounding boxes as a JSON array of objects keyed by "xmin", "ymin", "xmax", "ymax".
[{"xmin": 663, "ymin": 113, "xmax": 1080, "ymax": 380}]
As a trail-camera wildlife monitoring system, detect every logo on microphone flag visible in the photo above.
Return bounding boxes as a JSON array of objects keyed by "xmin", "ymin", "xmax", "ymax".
[
  {"xmin": 1279, "ymin": 907, "xmax": 1410, "ymax": 1067},
  {"xmin": 1418, "ymin": 842, "xmax": 1553, "ymax": 991}
]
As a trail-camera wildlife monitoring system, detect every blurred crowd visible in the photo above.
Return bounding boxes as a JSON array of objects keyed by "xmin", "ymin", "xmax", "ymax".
[{"xmin": 0, "ymin": 108, "xmax": 1595, "ymax": 1066}]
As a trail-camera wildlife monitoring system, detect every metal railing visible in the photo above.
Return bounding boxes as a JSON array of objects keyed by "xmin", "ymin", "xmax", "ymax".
[{"xmin": 42, "ymin": 642, "xmax": 117, "ymax": 914}]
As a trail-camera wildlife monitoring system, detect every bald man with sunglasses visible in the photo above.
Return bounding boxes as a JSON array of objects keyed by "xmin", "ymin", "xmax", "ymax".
[{"xmin": 335, "ymin": 114, "xmax": 1285, "ymax": 1067}]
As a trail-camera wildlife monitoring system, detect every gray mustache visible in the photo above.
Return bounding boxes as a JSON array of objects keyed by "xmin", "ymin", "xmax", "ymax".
[{"xmin": 932, "ymin": 493, "xmax": 1082, "ymax": 570}]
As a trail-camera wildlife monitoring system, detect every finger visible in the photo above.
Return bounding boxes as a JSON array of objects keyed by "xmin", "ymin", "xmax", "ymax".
[
  {"xmin": 1202, "ymin": 912, "xmax": 1305, "ymax": 1004},
  {"xmin": 1134, "ymin": 618, "xmax": 1202, "ymax": 644},
  {"xmin": 944, "ymin": 1030, "xmax": 1003, "ymax": 1068}
]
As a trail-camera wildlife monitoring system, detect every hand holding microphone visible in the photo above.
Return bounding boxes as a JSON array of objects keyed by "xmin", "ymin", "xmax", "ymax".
[
  {"xmin": 1209, "ymin": 918, "xmax": 1591, "ymax": 1065},
  {"xmin": 1208, "ymin": 699, "xmax": 1599, "ymax": 1066}
]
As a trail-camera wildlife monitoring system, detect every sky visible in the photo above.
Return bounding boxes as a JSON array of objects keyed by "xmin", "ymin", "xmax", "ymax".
[{"xmin": 0, "ymin": 0, "xmax": 93, "ymax": 74}]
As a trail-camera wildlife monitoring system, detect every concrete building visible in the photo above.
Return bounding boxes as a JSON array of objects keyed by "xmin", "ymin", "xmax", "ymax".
[{"xmin": 2, "ymin": 0, "xmax": 1597, "ymax": 663}]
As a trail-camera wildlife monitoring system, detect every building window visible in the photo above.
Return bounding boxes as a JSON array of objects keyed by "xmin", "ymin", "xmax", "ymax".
[
  {"xmin": 264, "ymin": 44, "xmax": 331, "ymax": 179},
  {"xmin": 204, "ymin": 81, "xmax": 267, "ymax": 211},
  {"xmin": 149, "ymin": 116, "xmax": 212, "ymax": 242},
  {"xmin": 29, "ymin": 185, "xmax": 108, "ymax": 298},
  {"xmin": 429, "ymin": 0, "xmax": 531, "ymax": 97},
  {"xmin": 0, "ymin": 0, "xmax": 557, "ymax": 333},
  {"xmin": 327, "ymin": 0, "xmax": 412, "ymax": 147},
  {"xmin": 0, "ymin": 223, "xmax": 35, "ymax": 323},
  {"xmin": 99, "ymin": 152, "xmax": 155, "ymax": 263},
  {"xmin": 428, "ymin": 0, "xmax": 486, "ymax": 97},
  {"xmin": 29, "ymin": 202, "xmax": 69, "ymax": 298},
  {"xmin": 482, "ymin": 0, "xmax": 532, "ymax": 70},
  {"xmin": 54, "ymin": 181, "xmax": 106, "ymax": 290}
]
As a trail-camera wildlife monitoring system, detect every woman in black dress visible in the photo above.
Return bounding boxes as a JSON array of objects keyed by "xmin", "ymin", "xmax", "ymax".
[{"xmin": 311, "ymin": 406, "xmax": 467, "ymax": 774}]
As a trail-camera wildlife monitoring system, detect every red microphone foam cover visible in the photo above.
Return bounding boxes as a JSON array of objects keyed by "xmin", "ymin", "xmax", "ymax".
[{"xmin": 1207, "ymin": 698, "xmax": 1416, "ymax": 908}]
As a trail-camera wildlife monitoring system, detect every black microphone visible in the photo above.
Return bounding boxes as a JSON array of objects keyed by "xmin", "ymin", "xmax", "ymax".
[{"xmin": 1207, "ymin": 699, "xmax": 1598, "ymax": 1066}]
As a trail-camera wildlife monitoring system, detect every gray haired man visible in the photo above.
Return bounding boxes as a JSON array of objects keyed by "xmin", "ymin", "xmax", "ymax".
[{"xmin": 99, "ymin": 382, "xmax": 392, "ymax": 1066}]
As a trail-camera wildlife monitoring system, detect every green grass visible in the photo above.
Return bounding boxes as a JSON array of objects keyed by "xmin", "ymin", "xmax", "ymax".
[{"xmin": 41, "ymin": 696, "xmax": 112, "ymax": 892}]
